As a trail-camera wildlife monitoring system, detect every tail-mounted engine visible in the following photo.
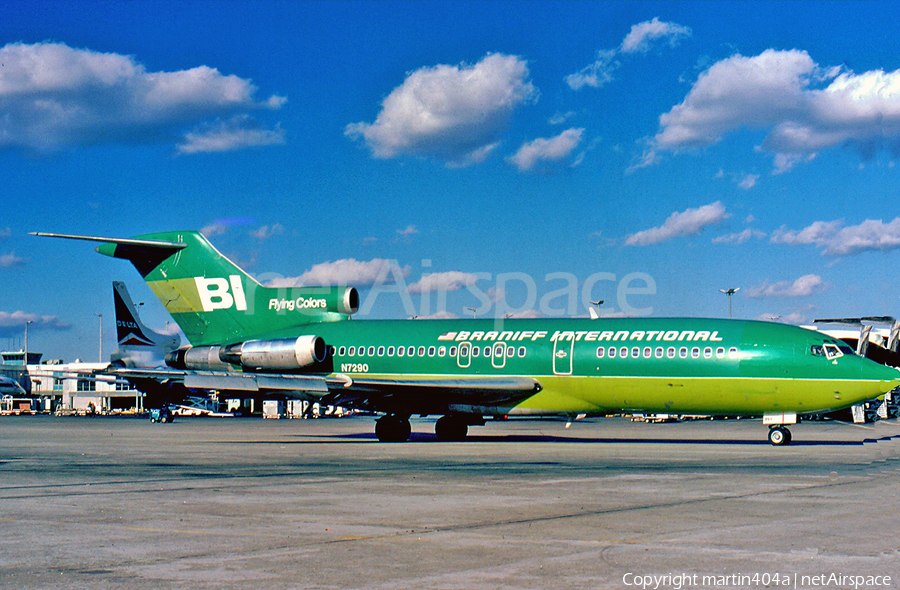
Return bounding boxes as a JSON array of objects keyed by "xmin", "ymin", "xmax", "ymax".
[
  {"xmin": 165, "ymin": 345, "xmax": 233, "ymax": 371},
  {"xmin": 166, "ymin": 335, "xmax": 327, "ymax": 372},
  {"xmin": 268, "ymin": 286, "xmax": 359, "ymax": 316},
  {"xmin": 220, "ymin": 335, "xmax": 327, "ymax": 370}
]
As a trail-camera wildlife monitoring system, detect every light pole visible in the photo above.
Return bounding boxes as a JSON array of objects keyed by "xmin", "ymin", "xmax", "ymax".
[
  {"xmin": 719, "ymin": 288, "xmax": 740, "ymax": 319},
  {"xmin": 24, "ymin": 320, "xmax": 33, "ymax": 369},
  {"xmin": 95, "ymin": 313, "xmax": 103, "ymax": 363}
]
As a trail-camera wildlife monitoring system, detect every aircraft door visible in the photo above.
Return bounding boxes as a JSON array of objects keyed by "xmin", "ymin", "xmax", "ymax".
[
  {"xmin": 553, "ymin": 337, "xmax": 574, "ymax": 375},
  {"xmin": 457, "ymin": 342, "xmax": 472, "ymax": 368},
  {"xmin": 492, "ymin": 343, "xmax": 507, "ymax": 369}
]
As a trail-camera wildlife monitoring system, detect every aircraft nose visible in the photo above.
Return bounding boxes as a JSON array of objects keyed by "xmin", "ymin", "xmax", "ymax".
[{"xmin": 862, "ymin": 360, "xmax": 900, "ymax": 394}]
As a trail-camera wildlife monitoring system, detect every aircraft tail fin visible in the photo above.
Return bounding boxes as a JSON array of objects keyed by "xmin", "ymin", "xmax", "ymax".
[
  {"xmin": 34, "ymin": 231, "xmax": 359, "ymax": 346},
  {"xmin": 110, "ymin": 281, "xmax": 181, "ymax": 367}
]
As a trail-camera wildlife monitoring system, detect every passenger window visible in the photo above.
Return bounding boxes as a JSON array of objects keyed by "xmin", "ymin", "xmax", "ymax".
[
  {"xmin": 418, "ymin": 346, "xmax": 426, "ymax": 357},
  {"xmin": 428, "ymin": 346, "xmax": 435, "ymax": 357},
  {"xmin": 631, "ymin": 347, "xmax": 640, "ymax": 358},
  {"xmin": 387, "ymin": 346, "xmax": 395, "ymax": 356},
  {"xmin": 655, "ymin": 347, "xmax": 663, "ymax": 359},
  {"xmin": 438, "ymin": 346, "xmax": 446, "ymax": 357},
  {"xmin": 507, "ymin": 347, "xmax": 514, "ymax": 357},
  {"xmin": 339, "ymin": 346, "xmax": 346, "ymax": 356},
  {"xmin": 716, "ymin": 347, "xmax": 725, "ymax": 358},
  {"xmin": 348, "ymin": 346, "xmax": 355, "ymax": 356},
  {"xmin": 484, "ymin": 346, "xmax": 492, "ymax": 357},
  {"xmin": 518, "ymin": 346, "xmax": 526, "ymax": 357},
  {"xmin": 472, "ymin": 347, "xmax": 479, "ymax": 357},
  {"xmin": 679, "ymin": 347, "xmax": 688, "ymax": 359},
  {"xmin": 667, "ymin": 347, "xmax": 675, "ymax": 359},
  {"xmin": 704, "ymin": 347, "xmax": 712, "ymax": 359},
  {"xmin": 609, "ymin": 347, "xmax": 617, "ymax": 359},
  {"xmin": 691, "ymin": 348, "xmax": 700, "ymax": 359},
  {"xmin": 620, "ymin": 347, "xmax": 628, "ymax": 358},
  {"xmin": 408, "ymin": 346, "xmax": 415, "ymax": 357},
  {"xmin": 377, "ymin": 346, "xmax": 385, "ymax": 357},
  {"xmin": 597, "ymin": 347, "xmax": 605, "ymax": 358},
  {"xmin": 367, "ymin": 346, "xmax": 375, "ymax": 356},
  {"xmin": 450, "ymin": 346, "xmax": 457, "ymax": 357},
  {"xmin": 397, "ymin": 347, "xmax": 405, "ymax": 357},
  {"xmin": 643, "ymin": 347, "xmax": 651, "ymax": 358}
]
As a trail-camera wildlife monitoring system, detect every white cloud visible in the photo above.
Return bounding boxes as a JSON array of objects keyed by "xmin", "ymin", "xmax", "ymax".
[
  {"xmin": 738, "ymin": 174, "xmax": 759, "ymax": 190},
  {"xmin": 647, "ymin": 48, "xmax": 900, "ymax": 170},
  {"xmin": 416, "ymin": 310, "xmax": 459, "ymax": 320},
  {"xmin": 396, "ymin": 225, "xmax": 420, "ymax": 237},
  {"xmin": 625, "ymin": 201, "xmax": 729, "ymax": 246},
  {"xmin": 0, "ymin": 42, "xmax": 285, "ymax": 152},
  {"xmin": 201, "ymin": 223, "xmax": 230, "ymax": 237},
  {"xmin": 620, "ymin": 17, "xmax": 692, "ymax": 54},
  {"xmin": 267, "ymin": 259, "xmax": 411, "ymax": 288},
  {"xmin": 0, "ymin": 253, "xmax": 26, "ymax": 267},
  {"xmin": 0, "ymin": 310, "xmax": 69, "ymax": 332},
  {"xmin": 712, "ymin": 228, "xmax": 766, "ymax": 244},
  {"xmin": 549, "ymin": 111, "xmax": 576, "ymax": 125},
  {"xmin": 248, "ymin": 224, "xmax": 284, "ymax": 240},
  {"xmin": 771, "ymin": 218, "xmax": 900, "ymax": 256},
  {"xmin": 747, "ymin": 274, "xmax": 828, "ymax": 298},
  {"xmin": 566, "ymin": 18, "xmax": 691, "ymax": 90},
  {"xmin": 507, "ymin": 128, "xmax": 584, "ymax": 171},
  {"xmin": 345, "ymin": 53, "xmax": 537, "ymax": 166},
  {"xmin": 566, "ymin": 49, "xmax": 619, "ymax": 91},
  {"xmin": 408, "ymin": 271, "xmax": 480, "ymax": 294},
  {"xmin": 177, "ymin": 116, "xmax": 285, "ymax": 154}
]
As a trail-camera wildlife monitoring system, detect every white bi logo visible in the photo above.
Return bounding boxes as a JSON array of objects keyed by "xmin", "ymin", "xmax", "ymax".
[{"xmin": 195, "ymin": 276, "xmax": 248, "ymax": 312}]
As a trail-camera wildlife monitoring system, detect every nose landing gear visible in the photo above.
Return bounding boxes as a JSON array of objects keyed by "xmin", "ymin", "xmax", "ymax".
[{"xmin": 767, "ymin": 425, "xmax": 792, "ymax": 446}]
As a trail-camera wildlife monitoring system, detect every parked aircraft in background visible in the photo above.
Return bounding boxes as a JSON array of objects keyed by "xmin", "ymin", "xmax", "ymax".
[
  {"xmin": 0, "ymin": 374, "xmax": 27, "ymax": 396},
  {"xmin": 110, "ymin": 281, "xmax": 181, "ymax": 369},
  {"xmin": 35, "ymin": 230, "xmax": 900, "ymax": 445}
]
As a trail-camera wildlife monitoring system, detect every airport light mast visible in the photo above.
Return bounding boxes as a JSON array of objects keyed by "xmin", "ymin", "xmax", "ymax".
[
  {"xmin": 95, "ymin": 313, "xmax": 103, "ymax": 363},
  {"xmin": 719, "ymin": 288, "xmax": 740, "ymax": 319},
  {"xmin": 24, "ymin": 320, "xmax": 33, "ymax": 370}
]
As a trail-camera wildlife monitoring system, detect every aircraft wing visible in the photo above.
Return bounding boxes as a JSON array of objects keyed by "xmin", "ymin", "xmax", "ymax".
[
  {"xmin": 107, "ymin": 367, "xmax": 541, "ymax": 411},
  {"xmin": 327, "ymin": 375, "xmax": 542, "ymax": 410}
]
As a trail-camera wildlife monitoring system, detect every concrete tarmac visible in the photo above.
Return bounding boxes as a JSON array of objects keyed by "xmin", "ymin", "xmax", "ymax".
[{"xmin": 1, "ymin": 415, "xmax": 899, "ymax": 590}]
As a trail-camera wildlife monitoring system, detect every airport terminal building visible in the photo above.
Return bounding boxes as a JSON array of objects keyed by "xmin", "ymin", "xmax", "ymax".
[{"xmin": 1, "ymin": 350, "xmax": 142, "ymax": 414}]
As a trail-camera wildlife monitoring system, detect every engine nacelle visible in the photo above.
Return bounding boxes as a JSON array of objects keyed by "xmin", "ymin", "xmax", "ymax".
[
  {"xmin": 267, "ymin": 286, "xmax": 359, "ymax": 316},
  {"xmin": 219, "ymin": 335, "xmax": 327, "ymax": 370},
  {"xmin": 165, "ymin": 346, "xmax": 234, "ymax": 371}
]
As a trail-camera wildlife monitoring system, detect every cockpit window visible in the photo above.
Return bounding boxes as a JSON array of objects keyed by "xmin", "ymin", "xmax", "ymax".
[
  {"xmin": 823, "ymin": 344, "xmax": 843, "ymax": 360},
  {"xmin": 810, "ymin": 345, "xmax": 824, "ymax": 357}
]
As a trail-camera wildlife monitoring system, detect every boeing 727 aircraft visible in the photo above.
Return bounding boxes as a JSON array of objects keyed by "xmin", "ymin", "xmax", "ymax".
[{"xmin": 35, "ymin": 230, "xmax": 900, "ymax": 444}]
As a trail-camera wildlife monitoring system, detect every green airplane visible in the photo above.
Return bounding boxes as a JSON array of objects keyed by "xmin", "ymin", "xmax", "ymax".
[{"xmin": 36, "ymin": 230, "xmax": 900, "ymax": 445}]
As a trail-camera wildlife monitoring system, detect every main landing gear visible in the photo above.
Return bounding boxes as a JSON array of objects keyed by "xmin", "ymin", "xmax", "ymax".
[
  {"xmin": 767, "ymin": 425, "xmax": 792, "ymax": 446},
  {"xmin": 374, "ymin": 414, "xmax": 477, "ymax": 442},
  {"xmin": 375, "ymin": 414, "xmax": 412, "ymax": 442}
]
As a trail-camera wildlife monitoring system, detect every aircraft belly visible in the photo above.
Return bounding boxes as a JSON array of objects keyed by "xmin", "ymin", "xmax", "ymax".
[{"xmin": 510, "ymin": 375, "xmax": 892, "ymax": 415}]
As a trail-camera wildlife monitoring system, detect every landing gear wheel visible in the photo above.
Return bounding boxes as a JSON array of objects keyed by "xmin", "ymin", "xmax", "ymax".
[
  {"xmin": 768, "ymin": 426, "xmax": 792, "ymax": 446},
  {"xmin": 435, "ymin": 415, "xmax": 468, "ymax": 441},
  {"xmin": 375, "ymin": 415, "xmax": 412, "ymax": 442}
]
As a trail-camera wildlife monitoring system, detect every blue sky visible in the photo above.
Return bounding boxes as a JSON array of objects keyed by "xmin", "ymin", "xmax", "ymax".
[{"xmin": 3, "ymin": 0, "xmax": 900, "ymax": 361}]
